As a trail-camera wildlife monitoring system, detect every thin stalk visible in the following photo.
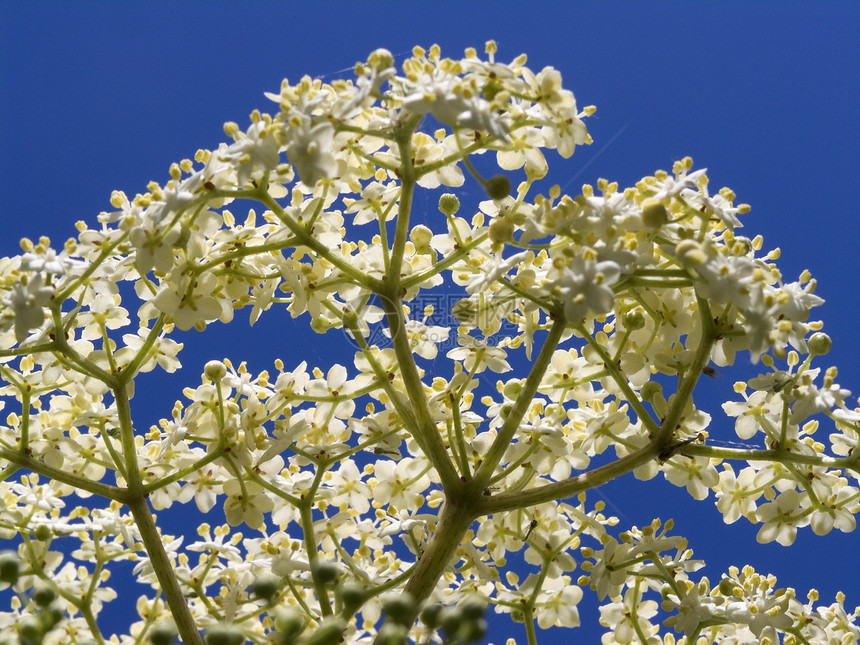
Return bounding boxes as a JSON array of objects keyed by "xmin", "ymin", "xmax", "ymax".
[{"xmin": 472, "ymin": 317, "xmax": 566, "ymax": 489}]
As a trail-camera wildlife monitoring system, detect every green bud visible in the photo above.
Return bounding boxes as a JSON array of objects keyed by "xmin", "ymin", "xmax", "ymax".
[
  {"xmin": 203, "ymin": 624, "xmax": 244, "ymax": 645},
  {"xmin": 502, "ymin": 379, "xmax": 523, "ymax": 400},
  {"xmin": 0, "ymin": 551, "xmax": 20, "ymax": 584},
  {"xmin": 32, "ymin": 584, "xmax": 57, "ymax": 608},
  {"xmin": 41, "ymin": 605, "xmax": 64, "ymax": 631},
  {"xmin": 18, "ymin": 619, "xmax": 41, "ymax": 642},
  {"xmin": 311, "ymin": 561, "xmax": 341, "ymax": 586},
  {"xmin": 484, "ymin": 174, "xmax": 511, "ymax": 201},
  {"xmin": 459, "ymin": 596, "xmax": 485, "ymax": 621},
  {"xmin": 438, "ymin": 193, "xmax": 460, "ymax": 216},
  {"xmin": 273, "ymin": 607, "xmax": 306, "ymax": 638},
  {"xmin": 419, "ymin": 603, "xmax": 443, "ymax": 629},
  {"xmin": 250, "ymin": 574, "xmax": 281, "ymax": 602},
  {"xmin": 718, "ymin": 577, "xmax": 740, "ymax": 597},
  {"xmin": 808, "ymin": 332, "xmax": 832, "ymax": 356},
  {"xmin": 439, "ymin": 607, "xmax": 462, "ymax": 634},
  {"xmin": 203, "ymin": 360, "xmax": 227, "ymax": 381},
  {"xmin": 641, "ymin": 199, "xmax": 669, "ymax": 228},
  {"xmin": 459, "ymin": 618, "xmax": 488, "ymax": 643},
  {"xmin": 302, "ymin": 616, "xmax": 346, "ymax": 645},
  {"xmin": 172, "ymin": 225, "xmax": 191, "ymax": 249},
  {"xmin": 639, "ymin": 381, "xmax": 662, "ymax": 403},
  {"xmin": 334, "ymin": 581, "xmax": 366, "ymax": 611},
  {"xmin": 374, "ymin": 623, "xmax": 408, "ymax": 645},
  {"xmin": 33, "ymin": 524, "xmax": 53, "ymax": 542},
  {"xmin": 488, "ymin": 217, "xmax": 514, "ymax": 243},
  {"xmin": 451, "ymin": 298, "xmax": 478, "ymax": 325},
  {"xmin": 381, "ymin": 593, "xmax": 416, "ymax": 626},
  {"xmin": 148, "ymin": 624, "xmax": 177, "ymax": 645},
  {"xmin": 621, "ymin": 310, "xmax": 646, "ymax": 331}
]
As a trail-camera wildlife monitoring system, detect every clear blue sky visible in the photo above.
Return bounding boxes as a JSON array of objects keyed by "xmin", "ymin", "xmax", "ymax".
[{"xmin": 2, "ymin": 2, "xmax": 859, "ymax": 642}]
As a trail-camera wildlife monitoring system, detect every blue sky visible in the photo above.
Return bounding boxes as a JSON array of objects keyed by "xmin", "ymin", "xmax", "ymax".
[{"xmin": 2, "ymin": 2, "xmax": 859, "ymax": 642}]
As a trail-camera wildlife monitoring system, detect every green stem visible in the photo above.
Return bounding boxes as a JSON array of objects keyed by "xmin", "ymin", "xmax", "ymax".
[
  {"xmin": 114, "ymin": 389, "xmax": 203, "ymax": 645},
  {"xmin": 372, "ymin": 495, "xmax": 477, "ymax": 645},
  {"xmin": 380, "ymin": 292, "xmax": 461, "ymax": 491},
  {"xmin": 473, "ymin": 316, "xmax": 566, "ymax": 489},
  {"xmin": 0, "ymin": 447, "xmax": 125, "ymax": 501}
]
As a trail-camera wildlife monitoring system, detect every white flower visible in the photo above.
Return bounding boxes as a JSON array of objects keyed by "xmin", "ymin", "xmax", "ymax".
[
  {"xmin": 402, "ymin": 77, "xmax": 508, "ymax": 140},
  {"xmin": 286, "ymin": 118, "xmax": 337, "ymax": 186},
  {"xmin": 550, "ymin": 251, "xmax": 622, "ymax": 322},
  {"xmin": 4, "ymin": 274, "xmax": 54, "ymax": 341},
  {"xmin": 221, "ymin": 119, "xmax": 281, "ymax": 185},
  {"xmin": 446, "ymin": 334, "xmax": 512, "ymax": 373}
]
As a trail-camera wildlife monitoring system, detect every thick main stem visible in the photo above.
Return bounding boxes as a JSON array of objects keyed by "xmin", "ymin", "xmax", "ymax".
[
  {"xmin": 114, "ymin": 390, "xmax": 203, "ymax": 645},
  {"xmin": 127, "ymin": 498, "xmax": 203, "ymax": 645},
  {"xmin": 372, "ymin": 493, "xmax": 478, "ymax": 645}
]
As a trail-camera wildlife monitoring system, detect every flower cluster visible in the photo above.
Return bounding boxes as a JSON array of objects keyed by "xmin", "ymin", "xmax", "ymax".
[{"xmin": 0, "ymin": 42, "xmax": 858, "ymax": 645}]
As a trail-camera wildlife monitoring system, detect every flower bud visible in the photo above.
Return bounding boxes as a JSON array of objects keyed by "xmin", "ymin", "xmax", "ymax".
[
  {"xmin": 382, "ymin": 592, "xmax": 416, "ymax": 626},
  {"xmin": 203, "ymin": 624, "xmax": 244, "ymax": 645},
  {"xmin": 250, "ymin": 574, "xmax": 281, "ymax": 602},
  {"xmin": 502, "ymin": 379, "xmax": 524, "ymax": 400},
  {"xmin": 488, "ymin": 217, "xmax": 514, "ymax": 243},
  {"xmin": 438, "ymin": 193, "xmax": 460, "ymax": 216},
  {"xmin": 639, "ymin": 381, "xmax": 662, "ymax": 403},
  {"xmin": 718, "ymin": 577, "xmax": 741, "ymax": 597},
  {"xmin": 312, "ymin": 560, "xmax": 341, "ymax": 586},
  {"xmin": 459, "ymin": 596, "xmax": 485, "ymax": 621},
  {"xmin": 32, "ymin": 584, "xmax": 57, "ymax": 608},
  {"xmin": 409, "ymin": 225, "xmax": 433, "ymax": 250},
  {"xmin": 675, "ymin": 239, "xmax": 707, "ymax": 267},
  {"xmin": 148, "ymin": 624, "xmax": 177, "ymax": 645},
  {"xmin": 375, "ymin": 623, "xmax": 408, "ymax": 645},
  {"xmin": 367, "ymin": 48, "xmax": 394, "ymax": 72},
  {"xmin": 34, "ymin": 524, "xmax": 53, "ymax": 541},
  {"xmin": 172, "ymin": 225, "xmax": 191, "ymax": 249},
  {"xmin": 335, "ymin": 580, "xmax": 366, "ymax": 611},
  {"xmin": 0, "ymin": 551, "xmax": 20, "ymax": 584},
  {"xmin": 204, "ymin": 360, "xmax": 227, "ymax": 381},
  {"xmin": 273, "ymin": 607, "xmax": 306, "ymax": 639},
  {"xmin": 641, "ymin": 199, "xmax": 669, "ymax": 228},
  {"xmin": 484, "ymin": 175, "xmax": 511, "ymax": 201},
  {"xmin": 439, "ymin": 607, "xmax": 463, "ymax": 634},
  {"xmin": 420, "ymin": 603, "xmax": 443, "ymax": 628},
  {"xmin": 18, "ymin": 619, "xmax": 41, "ymax": 642},
  {"xmin": 303, "ymin": 616, "xmax": 346, "ymax": 645},
  {"xmin": 808, "ymin": 332, "xmax": 832, "ymax": 356},
  {"xmin": 621, "ymin": 310, "xmax": 646, "ymax": 331}
]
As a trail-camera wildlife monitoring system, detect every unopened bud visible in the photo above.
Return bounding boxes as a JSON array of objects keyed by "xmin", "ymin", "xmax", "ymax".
[
  {"xmin": 622, "ymin": 310, "xmax": 646, "ymax": 331},
  {"xmin": 808, "ymin": 332, "xmax": 831, "ymax": 356},
  {"xmin": 382, "ymin": 593, "xmax": 416, "ymax": 626},
  {"xmin": 311, "ymin": 560, "xmax": 341, "ymax": 586},
  {"xmin": 273, "ymin": 607, "xmax": 306, "ymax": 638},
  {"xmin": 250, "ymin": 574, "xmax": 281, "ymax": 602},
  {"xmin": 438, "ymin": 193, "xmax": 460, "ymax": 216},
  {"xmin": 0, "ymin": 551, "xmax": 20, "ymax": 584},
  {"xmin": 204, "ymin": 360, "xmax": 227, "ymax": 381},
  {"xmin": 642, "ymin": 199, "xmax": 669, "ymax": 228},
  {"xmin": 675, "ymin": 239, "xmax": 707, "ymax": 267},
  {"xmin": 148, "ymin": 624, "xmax": 177, "ymax": 645},
  {"xmin": 489, "ymin": 217, "xmax": 514, "ymax": 243},
  {"xmin": 484, "ymin": 175, "xmax": 511, "ymax": 201},
  {"xmin": 410, "ymin": 225, "xmax": 433, "ymax": 250},
  {"xmin": 203, "ymin": 624, "xmax": 244, "ymax": 645}
]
